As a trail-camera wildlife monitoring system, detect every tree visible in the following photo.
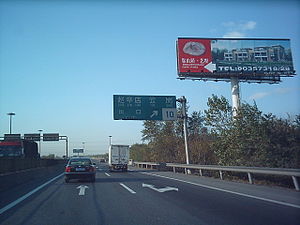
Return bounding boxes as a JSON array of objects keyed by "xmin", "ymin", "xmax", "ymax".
[
  {"xmin": 205, "ymin": 95, "xmax": 299, "ymax": 168},
  {"xmin": 261, "ymin": 114, "xmax": 300, "ymax": 168},
  {"xmin": 204, "ymin": 94, "xmax": 232, "ymax": 134},
  {"xmin": 137, "ymin": 94, "xmax": 299, "ymax": 168},
  {"xmin": 188, "ymin": 111, "xmax": 204, "ymax": 136},
  {"xmin": 141, "ymin": 120, "xmax": 163, "ymax": 143},
  {"xmin": 130, "ymin": 144, "xmax": 152, "ymax": 162}
]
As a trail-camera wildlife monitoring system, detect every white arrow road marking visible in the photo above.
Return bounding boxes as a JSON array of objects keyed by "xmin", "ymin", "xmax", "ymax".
[
  {"xmin": 204, "ymin": 62, "xmax": 216, "ymax": 72},
  {"xmin": 150, "ymin": 110, "xmax": 158, "ymax": 118},
  {"xmin": 77, "ymin": 185, "xmax": 89, "ymax": 196},
  {"xmin": 142, "ymin": 183, "xmax": 178, "ymax": 193},
  {"xmin": 120, "ymin": 183, "xmax": 136, "ymax": 194}
]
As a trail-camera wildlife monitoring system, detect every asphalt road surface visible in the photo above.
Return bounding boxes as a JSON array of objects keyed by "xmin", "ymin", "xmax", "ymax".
[{"xmin": 0, "ymin": 163, "xmax": 299, "ymax": 225}]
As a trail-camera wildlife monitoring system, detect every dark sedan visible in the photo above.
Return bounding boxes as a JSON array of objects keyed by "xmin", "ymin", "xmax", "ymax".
[{"xmin": 65, "ymin": 157, "xmax": 96, "ymax": 183}]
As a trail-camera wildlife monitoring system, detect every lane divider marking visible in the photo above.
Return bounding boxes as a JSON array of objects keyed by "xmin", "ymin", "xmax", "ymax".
[
  {"xmin": 105, "ymin": 173, "xmax": 111, "ymax": 177},
  {"xmin": 119, "ymin": 183, "xmax": 136, "ymax": 194}
]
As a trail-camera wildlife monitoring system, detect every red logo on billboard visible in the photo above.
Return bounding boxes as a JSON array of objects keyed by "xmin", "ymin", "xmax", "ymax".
[{"xmin": 177, "ymin": 39, "xmax": 213, "ymax": 74}]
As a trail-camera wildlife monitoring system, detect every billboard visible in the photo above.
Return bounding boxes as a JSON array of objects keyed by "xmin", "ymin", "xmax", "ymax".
[{"xmin": 177, "ymin": 38, "xmax": 296, "ymax": 82}]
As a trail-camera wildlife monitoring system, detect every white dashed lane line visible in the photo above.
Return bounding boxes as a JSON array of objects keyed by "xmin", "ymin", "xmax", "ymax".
[{"xmin": 119, "ymin": 183, "xmax": 136, "ymax": 194}]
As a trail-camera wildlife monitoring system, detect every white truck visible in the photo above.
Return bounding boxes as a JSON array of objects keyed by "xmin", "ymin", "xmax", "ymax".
[{"xmin": 108, "ymin": 145, "xmax": 130, "ymax": 172}]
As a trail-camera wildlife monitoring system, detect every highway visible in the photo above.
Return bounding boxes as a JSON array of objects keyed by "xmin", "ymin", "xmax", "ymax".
[{"xmin": 0, "ymin": 163, "xmax": 299, "ymax": 225}]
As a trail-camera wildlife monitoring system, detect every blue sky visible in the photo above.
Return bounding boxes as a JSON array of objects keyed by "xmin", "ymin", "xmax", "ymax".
[{"xmin": 0, "ymin": 0, "xmax": 299, "ymax": 156}]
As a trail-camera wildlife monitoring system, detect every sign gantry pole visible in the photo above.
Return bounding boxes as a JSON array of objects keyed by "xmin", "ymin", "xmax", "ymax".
[{"xmin": 66, "ymin": 136, "xmax": 69, "ymax": 158}]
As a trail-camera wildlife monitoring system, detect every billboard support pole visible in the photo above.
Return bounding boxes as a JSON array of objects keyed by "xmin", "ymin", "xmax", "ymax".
[{"xmin": 231, "ymin": 77, "xmax": 240, "ymax": 117}]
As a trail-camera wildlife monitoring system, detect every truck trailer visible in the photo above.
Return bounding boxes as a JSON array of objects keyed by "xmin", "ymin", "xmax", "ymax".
[{"xmin": 108, "ymin": 145, "xmax": 129, "ymax": 172}]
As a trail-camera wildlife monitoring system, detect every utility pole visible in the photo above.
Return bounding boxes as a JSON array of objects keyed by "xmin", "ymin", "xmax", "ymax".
[{"xmin": 177, "ymin": 96, "xmax": 190, "ymax": 174}]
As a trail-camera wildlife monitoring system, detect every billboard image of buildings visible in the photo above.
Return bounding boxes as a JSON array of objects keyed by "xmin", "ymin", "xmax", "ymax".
[{"xmin": 177, "ymin": 38, "xmax": 296, "ymax": 83}]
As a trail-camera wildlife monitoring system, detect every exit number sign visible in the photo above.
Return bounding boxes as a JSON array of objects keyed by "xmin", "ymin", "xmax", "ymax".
[{"xmin": 113, "ymin": 95, "xmax": 177, "ymax": 121}]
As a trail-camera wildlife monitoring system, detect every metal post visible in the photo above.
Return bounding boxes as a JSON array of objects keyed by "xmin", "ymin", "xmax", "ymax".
[
  {"xmin": 231, "ymin": 77, "xmax": 240, "ymax": 117},
  {"xmin": 177, "ymin": 97, "xmax": 190, "ymax": 173},
  {"xmin": 182, "ymin": 97, "xmax": 190, "ymax": 166},
  {"xmin": 292, "ymin": 176, "xmax": 299, "ymax": 191},
  {"xmin": 248, "ymin": 172, "xmax": 253, "ymax": 184},
  {"xmin": 199, "ymin": 169, "xmax": 203, "ymax": 176},
  {"xmin": 66, "ymin": 137, "xmax": 69, "ymax": 158},
  {"xmin": 9, "ymin": 116, "xmax": 12, "ymax": 134},
  {"xmin": 173, "ymin": 167, "xmax": 176, "ymax": 173},
  {"xmin": 38, "ymin": 129, "xmax": 43, "ymax": 156},
  {"xmin": 7, "ymin": 112, "xmax": 15, "ymax": 134},
  {"xmin": 109, "ymin": 136, "xmax": 112, "ymax": 146},
  {"xmin": 219, "ymin": 171, "xmax": 223, "ymax": 180},
  {"xmin": 82, "ymin": 142, "xmax": 85, "ymax": 155}
]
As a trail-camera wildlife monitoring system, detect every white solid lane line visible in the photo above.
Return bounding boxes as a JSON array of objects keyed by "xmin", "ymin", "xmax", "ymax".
[
  {"xmin": 0, "ymin": 173, "xmax": 64, "ymax": 215},
  {"xmin": 119, "ymin": 183, "xmax": 136, "ymax": 194},
  {"xmin": 141, "ymin": 172, "xmax": 300, "ymax": 209},
  {"xmin": 105, "ymin": 173, "xmax": 111, "ymax": 177}
]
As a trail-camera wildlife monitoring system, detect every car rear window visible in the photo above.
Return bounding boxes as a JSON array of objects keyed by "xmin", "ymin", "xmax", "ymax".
[{"xmin": 69, "ymin": 159, "xmax": 91, "ymax": 165}]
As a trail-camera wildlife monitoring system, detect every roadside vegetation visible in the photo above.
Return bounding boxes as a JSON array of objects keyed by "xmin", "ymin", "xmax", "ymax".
[{"xmin": 130, "ymin": 95, "xmax": 300, "ymax": 169}]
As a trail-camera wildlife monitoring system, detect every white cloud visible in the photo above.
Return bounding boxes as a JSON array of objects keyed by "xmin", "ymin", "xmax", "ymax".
[
  {"xmin": 221, "ymin": 20, "xmax": 256, "ymax": 38},
  {"xmin": 248, "ymin": 87, "xmax": 296, "ymax": 101},
  {"xmin": 223, "ymin": 31, "xmax": 245, "ymax": 38},
  {"xmin": 249, "ymin": 92, "xmax": 270, "ymax": 100},
  {"xmin": 222, "ymin": 21, "xmax": 236, "ymax": 27},
  {"xmin": 241, "ymin": 21, "xmax": 256, "ymax": 30},
  {"xmin": 274, "ymin": 88, "xmax": 293, "ymax": 94}
]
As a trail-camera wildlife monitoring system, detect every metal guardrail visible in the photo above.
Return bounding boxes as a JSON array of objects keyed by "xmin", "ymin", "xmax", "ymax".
[
  {"xmin": 133, "ymin": 161, "xmax": 300, "ymax": 191},
  {"xmin": 134, "ymin": 162, "xmax": 160, "ymax": 169}
]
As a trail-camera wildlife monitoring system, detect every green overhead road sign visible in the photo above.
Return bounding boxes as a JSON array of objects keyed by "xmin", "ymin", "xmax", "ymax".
[
  {"xmin": 4, "ymin": 134, "xmax": 21, "ymax": 141},
  {"xmin": 43, "ymin": 133, "xmax": 59, "ymax": 141},
  {"xmin": 24, "ymin": 133, "xmax": 40, "ymax": 141},
  {"xmin": 73, "ymin": 148, "xmax": 84, "ymax": 153},
  {"xmin": 113, "ymin": 95, "xmax": 177, "ymax": 121}
]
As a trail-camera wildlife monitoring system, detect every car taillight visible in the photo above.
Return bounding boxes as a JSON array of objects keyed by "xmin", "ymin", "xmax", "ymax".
[{"xmin": 65, "ymin": 166, "xmax": 71, "ymax": 172}]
